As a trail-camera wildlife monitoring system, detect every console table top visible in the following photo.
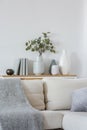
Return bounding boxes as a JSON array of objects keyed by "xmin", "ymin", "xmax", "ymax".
[{"xmin": 1, "ymin": 74, "xmax": 76, "ymax": 80}]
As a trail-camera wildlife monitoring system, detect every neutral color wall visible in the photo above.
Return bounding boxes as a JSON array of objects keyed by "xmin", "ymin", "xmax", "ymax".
[
  {"xmin": 80, "ymin": 0, "xmax": 87, "ymax": 77},
  {"xmin": 0, "ymin": 0, "xmax": 84, "ymax": 75}
]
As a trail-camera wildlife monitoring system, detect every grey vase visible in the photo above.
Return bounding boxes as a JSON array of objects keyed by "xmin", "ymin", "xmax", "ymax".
[{"xmin": 49, "ymin": 59, "xmax": 57, "ymax": 74}]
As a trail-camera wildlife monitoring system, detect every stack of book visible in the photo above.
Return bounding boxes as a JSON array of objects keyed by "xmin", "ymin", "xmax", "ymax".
[{"xmin": 15, "ymin": 58, "xmax": 29, "ymax": 76}]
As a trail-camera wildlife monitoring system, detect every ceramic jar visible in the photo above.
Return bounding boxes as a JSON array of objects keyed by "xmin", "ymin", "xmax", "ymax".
[
  {"xmin": 6, "ymin": 69, "xmax": 14, "ymax": 75},
  {"xmin": 51, "ymin": 65, "xmax": 59, "ymax": 75},
  {"xmin": 59, "ymin": 50, "xmax": 70, "ymax": 75},
  {"xmin": 49, "ymin": 59, "xmax": 57, "ymax": 74},
  {"xmin": 33, "ymin": 55, "xmax": 44, "ymax": 75}
]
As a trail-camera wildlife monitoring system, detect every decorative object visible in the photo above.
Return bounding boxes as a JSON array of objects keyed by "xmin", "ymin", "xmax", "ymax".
[
  {"xmin": 15, "ymin": 58, "xmax": 29, "ymax": 76},
  {"xmin": 51, "ymin": 65, "xmax": 59, "ymax": 75},
  {"xmin": 49, "ymin": 59, "xmax": 57, "ymax": 74},
  {"xmin": 33, "ymin": 55, "xmax": 44, "ymax": 75},
  {"xmin": 71, "ymin": 87, "xmax": 87, "ymax": 112},
  {"xmin": 25, "ymin": 32, "xmax": 55, "ymax": 56},
  {"xmin": 6, "ymin": 69, "xmax": 14, "ymax": 75},
  {"xmin": 22, "ymin": 79, "xmax": 45, "ymax": 110},
  {"xmin": 25, "ymin": 32, "xmax": 56, "ymax": 75},
  {"xmin": 0, "ymin": 78, "xmax": 43, "ymax": 130},
  {"xmin": 59, "ymin": 50, "xmax": 70, "ymax": 75}
]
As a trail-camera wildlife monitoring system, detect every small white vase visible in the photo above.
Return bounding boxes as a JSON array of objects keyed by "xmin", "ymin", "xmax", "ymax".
[
  {"xmin": 33, "ymin": 55, "xmax": 44, "ymax": 75},
  {"xmin": 59, "ymin": 50, "xmax": 70, "ymax": 75},
  {"xmin": 51, "ymin": 65, "xmax": 59, "ymax": 75}
]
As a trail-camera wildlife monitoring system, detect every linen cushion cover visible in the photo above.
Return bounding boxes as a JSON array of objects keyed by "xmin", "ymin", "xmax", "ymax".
[
  {"xmin": 43, "ymin": 78, "xmax": 87, "ymax": 110},
  {"xmin": 21, "ymin": 80, "xmax": 45, "ymax": 110},
  {"xmin": 71, "ymin": 87, "xmax": 87, "ymax": 111},
  {"xmin": 63, "ymin": 112, "xmax": 87, "ymax": 130},
  {"xmin": 41, "ymin": 110, "xmax": 63, "ymax": 129}
]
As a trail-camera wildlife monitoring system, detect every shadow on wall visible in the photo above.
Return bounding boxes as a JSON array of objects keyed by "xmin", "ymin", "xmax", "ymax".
[{"xmin": 70, "ymin": 52, "xmax": 82, "ymax": 77}]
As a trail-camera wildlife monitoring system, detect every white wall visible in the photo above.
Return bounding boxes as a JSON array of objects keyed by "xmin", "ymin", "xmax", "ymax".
[
  {"xmin": 0, "ymin": 0, "xmax": 84, "ymax": 75},
  {"xmin": 80, "ymin": 0, "xmax": 87, "ymax": 77}
]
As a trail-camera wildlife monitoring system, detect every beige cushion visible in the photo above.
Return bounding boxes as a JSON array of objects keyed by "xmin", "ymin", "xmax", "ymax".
[
  {"xmin": 63, "ymin": 112, "xmax": 87, "ymax": 130},
  {"xmin": 43, "ymin": 78, "xmax": 87, "ymax": 110},
  {"xmin": 41, "ymin": 110, "xmax": 63, "ymax": 129},
  {"xmin": 21, "ymin": 80, "xmax": 45, "ymax": 110}
]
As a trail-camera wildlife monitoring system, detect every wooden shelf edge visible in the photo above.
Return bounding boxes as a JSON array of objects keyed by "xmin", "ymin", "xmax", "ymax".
[{"xmin": 0, "ymin": 74, "xmax": 77, "ymax": 80}]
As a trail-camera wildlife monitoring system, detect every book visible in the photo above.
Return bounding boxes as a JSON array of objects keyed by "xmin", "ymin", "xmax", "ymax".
[
  {"xmin": 20, "ymin": 58, "xmax": 23, "ymax": 75},
  {"xmin": 14, "ymin": 59, "xmax": 21, "ymax": 75},
  {"xmin": 25, "ymin": 58, "xmax": 29, "ymax": 75},
  {"xmin": 22, "ymin": 58, "xmax": 26, "ymax": 76}
]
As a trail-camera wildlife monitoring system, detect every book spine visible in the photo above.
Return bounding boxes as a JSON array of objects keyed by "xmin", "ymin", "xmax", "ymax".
[
  {"xmin": 22, "ymin": 58, "xmax": 26, "ymax": 76},
  {"xmin": 25, "ymin": 58, "xmax": 29, "ymax": 76},
  {"xmin": 14, "ymin": 59, "xmax": 21, "ymax": 75},
  {"xmin": 20, "ymin": 58, "xmax": 23, "ymax": 75}
]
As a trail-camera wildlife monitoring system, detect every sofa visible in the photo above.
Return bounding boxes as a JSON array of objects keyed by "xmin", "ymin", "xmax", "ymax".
[{"xmin": 21, "ymin": 78, "xmax": 87, "ymax": 130}]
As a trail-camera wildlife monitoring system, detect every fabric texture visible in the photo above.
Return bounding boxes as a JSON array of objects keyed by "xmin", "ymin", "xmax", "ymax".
[
  {"xmin": 41, "ymin": 110, "xmax": 63, "ymax": 129},
  {"xmin": 21, "ymin": 80, "xmax": 45, "ymax": 110},
  {"xmin": 85, "ymin": 106, "xmax": 87, "ymax": 111},
  {"xmin": 63, "ymin": 112, "xmax": 87, "ymax": 130},
  {"xmin": 43, "ymin": 78, "xmax": 87, "ymax": 110},
  {"xmin": 0, "ymin": 78, "xmax": 43, "ymax": 130},
  {"xmin": 71, "ymin": 87, "xmax": 87, "ymax": 112}
]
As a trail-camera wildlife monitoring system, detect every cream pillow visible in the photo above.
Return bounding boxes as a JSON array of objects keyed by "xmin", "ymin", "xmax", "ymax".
[
  {"xmin": 43, "ymin": 78, "xmax": 87, "ymax": 110},
  {"xmin": 21, "ymin": 80, "xmax": 45, "ymax": 110}
]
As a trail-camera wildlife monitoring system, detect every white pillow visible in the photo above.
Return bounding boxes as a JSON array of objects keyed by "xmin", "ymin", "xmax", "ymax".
[
  {"xmin": 71, "ymin": 87, "xmax": 87, "ymax": 112},
  {"xmin": 21, "ymin": 80, "xmax": 45, "ymax": 110},
  {"xmin": 43, "ymin": 78, "xmax": 87, "ymax": 110}
]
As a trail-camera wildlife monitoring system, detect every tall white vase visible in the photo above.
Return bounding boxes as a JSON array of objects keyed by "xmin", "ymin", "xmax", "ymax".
[
  {"xmin": 33, "ymin": 55, "xmax": 44, "ymax": 75},
  {"xmin": 59, "ymin": 50, "xmax": 70, "ymax": 75}
]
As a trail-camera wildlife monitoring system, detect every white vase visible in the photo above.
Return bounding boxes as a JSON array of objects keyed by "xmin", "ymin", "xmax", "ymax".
[
  {"xmin": 33, "ymin": 55, "xmax": 44, "ymax": 75},
  {"xmin": 59, "ymin": 50, "xmax": 70, "ymax": 75},
  {"xmin": 51, "ymin": 65, "xmax": 59, "ymax": 75}
]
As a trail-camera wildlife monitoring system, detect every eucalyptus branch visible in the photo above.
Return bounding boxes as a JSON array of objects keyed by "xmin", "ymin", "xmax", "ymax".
[{"xmin": 25, "ymin": 32, "xmax": 56, "ymax": 56}]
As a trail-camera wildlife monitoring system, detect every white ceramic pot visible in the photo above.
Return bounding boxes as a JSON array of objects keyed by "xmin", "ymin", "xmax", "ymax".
[
  {"xmin": 33, "ymin": 55, "xmax": 44, "ymax": 75},
  {"xmin": 59, "ymin": 50, "xmax": 70, "ymax": 75},
  {"xmin": 51, "ymin": 65, "xmax": 59, "ymax": 75}
]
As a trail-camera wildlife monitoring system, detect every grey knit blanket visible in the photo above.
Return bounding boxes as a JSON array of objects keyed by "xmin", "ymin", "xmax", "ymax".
[{"xmin": 0, "ymin": 78, "xmax": 43, "ymax": 130}]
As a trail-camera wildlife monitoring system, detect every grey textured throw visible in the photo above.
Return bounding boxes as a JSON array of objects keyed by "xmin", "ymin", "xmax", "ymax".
[{"xmin": 0, "ymin": 78, "xmax": 43, "ymax": 130}]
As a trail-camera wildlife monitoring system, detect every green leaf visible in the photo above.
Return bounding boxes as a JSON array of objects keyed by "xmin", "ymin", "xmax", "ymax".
[
  {"xmin": 26, "ymin": 46, "xmax": 31, "ymax": 50},
  {"xmin": 25, "ymin": 42, "xmax": 28, "ymax": 46},
  {"xmin": 25, "ymin": 32, "xmax": 56, "ymax": 54},
  {"xmin": 31, "ymin": 48, "xmax": 35, "ymax": 51}
]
